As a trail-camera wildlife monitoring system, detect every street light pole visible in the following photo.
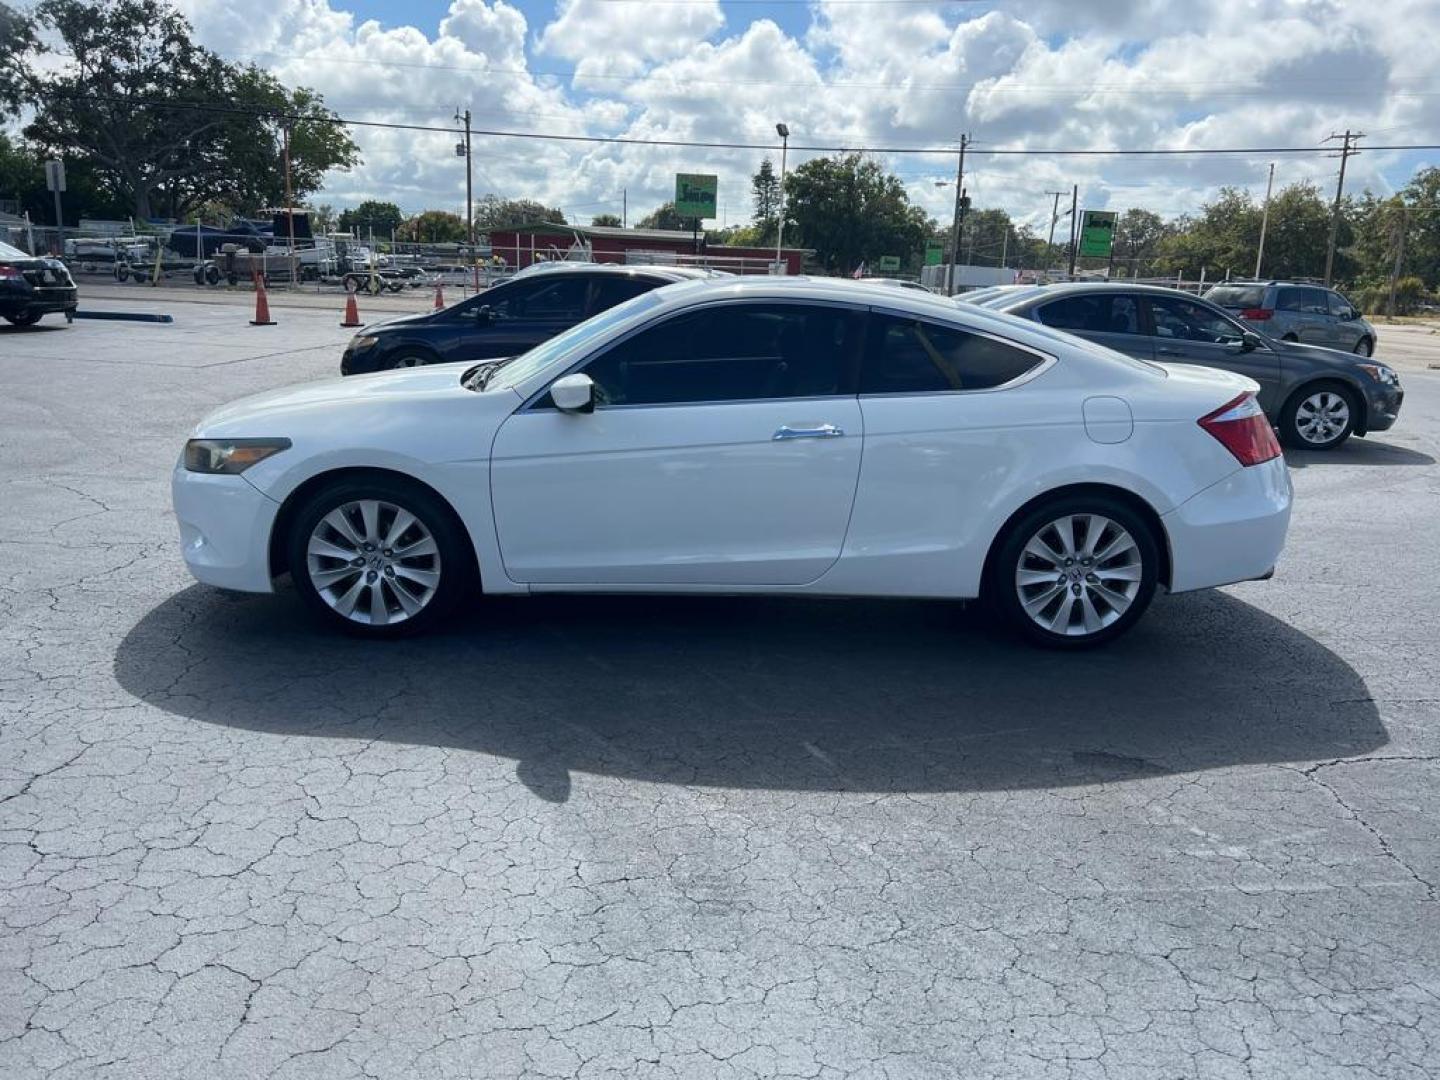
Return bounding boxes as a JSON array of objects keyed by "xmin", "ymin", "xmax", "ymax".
[
  {"xmin": 456, "ymin": 107, "xmax": 474, "ymax": 288},
  {"xmin": 945, "ymin": 133, "xmax": 969, "ymax": 296},
  {"xmin": 774, "ymin": 122, "xmax": 789, "ymax": 274}
]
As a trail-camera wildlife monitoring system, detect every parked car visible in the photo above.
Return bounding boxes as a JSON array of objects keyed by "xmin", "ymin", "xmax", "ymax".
[
  {"xmin": 1204, "ymin": 281, "xmax": 1376, "ymax": 356},
  {"xmin": 174, "ymin": 277, "xmax": 1291, "ymax": 648},
  {"xmin": 340, "ymin": 264, "xmax": 715, "ymax": 375},
  {"xmin": 978, "ymin": 282, "xmax": 1402, "ymax": 450},
  {"xmin": 0, "ymin": 240, "xmax": 78, "ymax": 326}
]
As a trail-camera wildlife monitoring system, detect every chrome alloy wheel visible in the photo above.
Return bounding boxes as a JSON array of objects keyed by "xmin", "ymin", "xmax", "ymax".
[
  {"xmin": 304, "ymin": 499, "xmax": 441, "ymax": 626},
  {"xmin": 1294, "ymin": 390, "xmax": 1350, "ymax": 445},
  {"xmin": 1015, "ymin": 514, "xmax": 1143, "ymax": 638}
]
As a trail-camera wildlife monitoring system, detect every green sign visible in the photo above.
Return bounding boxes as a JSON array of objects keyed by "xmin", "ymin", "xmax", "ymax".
[
  {"xmin": 878, "ymin": 255, "xmax": 902, "ymax": 273},
  {"xmin": 1078, "ymin": 210, "xmax": 1118, "ymax": 258},
  {"xmin": 924, "ymin": 242, "xmax": 944, "ymax": 267},
  {"xmin": 675, "ymin": 173, "xmax": 718, "ymax": 220}
]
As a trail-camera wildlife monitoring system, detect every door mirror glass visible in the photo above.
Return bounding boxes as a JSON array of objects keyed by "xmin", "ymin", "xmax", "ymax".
[
  {"xmin": 1239, "ymin": 331, "xmax": 1262, "ymax": 352},
  {"xmin": 551, "ymin": 373, "xmax": 595, "ymax": 414}
]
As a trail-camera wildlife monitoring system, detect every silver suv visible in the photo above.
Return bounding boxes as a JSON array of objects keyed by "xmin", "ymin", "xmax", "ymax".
[{"xmin": 1203, "ymin": 281, "xmax": 1375, "ymax": 356}]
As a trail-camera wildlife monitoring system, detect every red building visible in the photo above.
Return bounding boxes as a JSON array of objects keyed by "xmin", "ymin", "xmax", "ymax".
[{"xmin": 484, "ymin": 222, "xmax": 807, "ymax": 276}]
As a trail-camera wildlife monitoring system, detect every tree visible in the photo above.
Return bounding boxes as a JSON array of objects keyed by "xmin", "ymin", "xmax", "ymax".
[
  {"xmin": 636, "ymin": 202, "xmax": 689, "ymax": 230},
  {"xmin": 591, "ymin": 213, "xmax": 622, "ymax": 227},
  {"xmin": 398, "ymin": 210, "xmax": 466, "ymax": 243},
  {"xmin": 751, "ymin": 158, "xmax": 780, "ymax": 239},
  {"xmin": 19, "ymin": 0, "xmax": 358, "ymax": 220},
  {"xmin": 0, "ymin": 130, "xmax": 128, "ymax": 225},
  {"xmin": 1113, "ymin": 208, "xmax": 1168, "ymax": 275},
  {"xmin": 336, "ymin": 200, "xmax": 404, "ymax": 238},
  {"xmin": 783, "ymin": 154, "xmax": 931, "ymax": 273},
  {"xmin": 0, "ymin": 2, "xmax": 37, "ymax": 118},
  {"xmin": 474, "ymin": 195, "xmax": 565, "ymax": 230},
  {"xmin": 1398, "ymin": 166, "xmax": 1440, "ymax": 289},
  {"xmin": 309, "ymin": 203, "xmax": 336, "ymax": 235}
]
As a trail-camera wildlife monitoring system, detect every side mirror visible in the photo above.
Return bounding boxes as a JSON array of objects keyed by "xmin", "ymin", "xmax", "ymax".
[
  {"xmin": 473, "ymin": 304, "xmax": 494, "ymax": 323},
  {"xmin": 1239, "ymin": 331, "xmax": 1262, "ymax": 352},
  {"xmin": 551, "ymin": 373, "xmax": 595, "ymax": 414}
]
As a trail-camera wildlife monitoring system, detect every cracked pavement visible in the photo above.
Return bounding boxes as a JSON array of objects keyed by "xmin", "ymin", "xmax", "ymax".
[{"xmin": 2, "ymin": 299, "xmax": 1439, "ymax": 1078}]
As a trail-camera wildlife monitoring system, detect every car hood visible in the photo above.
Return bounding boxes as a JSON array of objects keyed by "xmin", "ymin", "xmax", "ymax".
[
  {"xmin": 358, "ymin": 310, "xmax": 438, "ymax": 334},
  {"xmin": 1268, "ymin": 337, "xmax": 1378, "ymax": 372},
  {"xmin": 193, "ymin": 362, "xmax": 499, "ymax": 436}
]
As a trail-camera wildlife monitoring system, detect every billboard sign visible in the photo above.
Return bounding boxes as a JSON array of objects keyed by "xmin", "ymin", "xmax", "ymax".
[
  {"xmin": 674, "ymin": 173, "xmax": 718, "ymax": 220},
  {"xmin": 1078, "ymin": 210, "xmax": 1117, "ymax": 258}
]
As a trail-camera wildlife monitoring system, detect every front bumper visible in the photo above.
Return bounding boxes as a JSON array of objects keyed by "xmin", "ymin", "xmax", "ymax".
[
  {"xmin": 340, "ymin": 343, "xmax": 384, "ymax": 376},
  {"xmin": 171, "ymin": 464, "xmax": 280, "ymax": 593},
  {"xmin": 1162, "ymin": 455, "xmax": 1293, "ymax": 593},
  {"xmin": 1361, "ymin": 382, "xmax": 1404, "ymax": 434}
]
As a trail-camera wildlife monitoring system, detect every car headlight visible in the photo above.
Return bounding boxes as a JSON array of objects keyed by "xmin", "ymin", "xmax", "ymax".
[
  {"xmin": 1357, "ymin": 363, "xmax": 1400, "ymax": 388},
  {"xmin": 183, "ymin": 438, "xmax": 291, "ymax": 474},
  {"xmin": 349, "ymin": 335, "xmax": 379, "ymax": 350}
]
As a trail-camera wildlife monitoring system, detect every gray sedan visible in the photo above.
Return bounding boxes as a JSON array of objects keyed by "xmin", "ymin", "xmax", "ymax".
[{"xmin": 976, "ymin": 282, "xmax": 1403, "ymax": 450}]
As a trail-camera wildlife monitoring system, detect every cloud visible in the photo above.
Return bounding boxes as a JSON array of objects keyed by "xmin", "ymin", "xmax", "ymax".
[{"xmin": 165, "ymin": 0, "xmax": 1435, "ymax": 231}]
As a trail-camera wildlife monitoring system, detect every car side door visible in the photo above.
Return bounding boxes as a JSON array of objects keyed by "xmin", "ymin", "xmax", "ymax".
[
  {"xmin": 448, "ymin": 275, "xmax": 591, "ymax": 362},
  {"xmin": 1144, "ymin": 294, "xmax": 1284, "ymax": 411},
  {"xmin": 1029, "ymin": 293, "xmax": 1154, "ymax": 360},
  {"xmin": 1326, "ymin": 290, "xmax": 1362, "ymax": 349},
  {"xmin": 489, "ymin": 301, "xmax": 865, "ymax": 586}
]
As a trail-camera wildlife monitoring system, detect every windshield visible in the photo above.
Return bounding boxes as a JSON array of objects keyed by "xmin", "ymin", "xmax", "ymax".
[
  {"xmin": 0, "ymin": 240, "xmax": 32, "ymax": 260},
  {"xmin": 487, "ymin": 290, "xmax": 666, "ymax": 390}
]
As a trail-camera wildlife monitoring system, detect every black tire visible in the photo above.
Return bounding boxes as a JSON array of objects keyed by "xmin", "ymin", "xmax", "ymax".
[
  {"xmin": 1353, "ymin": 337, "xmax": 1373, "ymax": 357},
  {"xmin": 286, "ymin": 475, "xmax": 472, "ymax": 638},
  {"xmin": 193, "ymin": 266, "xmax": 206, "ymax": 286},
  {"xmin": 114, "ymin": 264, "xmax": 130, "ymax": 283},
  {"xmin": 204, "ymin": 264, "xmax": 222, "ymax": 286},
  {"xmin": 987, "ymin": 493, "xmax": 1160, "ymax": 650},
  {"xmin": 1278, "ymin": 381, "xmax": 1357, "ymax": 451},
  {"xmin": 3, "ymin": 311, "xmax": 43, "ymax": 327}
]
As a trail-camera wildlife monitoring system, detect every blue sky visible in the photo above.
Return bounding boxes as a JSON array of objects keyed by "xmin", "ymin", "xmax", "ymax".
[{"xmin": 163, "ymin": 0, "xmax": 1437, "ymax": 234}]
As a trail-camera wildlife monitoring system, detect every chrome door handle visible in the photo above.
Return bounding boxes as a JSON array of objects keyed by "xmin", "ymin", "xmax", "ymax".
[{"xmin": 773, "ymin": 423, "xmax": 844, "ymax": 441}]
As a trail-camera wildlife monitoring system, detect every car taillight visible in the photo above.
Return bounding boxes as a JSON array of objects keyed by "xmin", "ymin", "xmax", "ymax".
[
  {"xmin": 0, "ymin": 266, "xmax": 21, "ymax": 280},
  {"xmin": 1198, "ymin": 393, "xmax": 1281, "ymax": 466},
  {"xmin": 1239, "ymin": 307, "xmax": 1273, "ymax": 321}
]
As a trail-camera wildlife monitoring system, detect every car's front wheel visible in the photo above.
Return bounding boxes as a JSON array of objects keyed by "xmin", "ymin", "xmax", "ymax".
[
  {"xmin": 286, "ymin": 476, "xmax": 471, "ymax": 637},
  {"xmin": 989, "ymin": 495, "xmax": 1159, "ymax": 649},
  {"xmin": 1280, "ymin": 382, "xmax": 1356, "ymax": 450}
]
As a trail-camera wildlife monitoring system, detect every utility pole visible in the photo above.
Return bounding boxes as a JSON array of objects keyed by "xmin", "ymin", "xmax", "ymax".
[
  {"xmin": 622, "ymin": 188, "xmax": 627, "ymax": 229},
  {"xmin": 945, "ymin": 132, "xmax": 970, "ymax": 296},
  {"xmin": 775, "ymin": 122, "xmax": 790, "ymax": 273},
  {"xmin": 1254, "ymin": 162, "xmax": 1275, "ymax": 279},
  {"xmin": 1066, "ymin": 184, "xmax": 1079, "ymax": 278},
  {"xmin": 1044, "ymin": 190, "xmax": 1066, "ymax": 267},
  {"xmin": 1322, "ymin": 129, "xmax": 1362, "ymax": 286},
  {"xmin": 283, "ymin": 124, "xmax": 296, "ymax": 290},
  {"xmin": 456, "ymin": 107, "xmax": 474, "ymax": 287},
  {"xmin": 1387, "ymin": 202, "xmax": 1408, "ymax": 317}
]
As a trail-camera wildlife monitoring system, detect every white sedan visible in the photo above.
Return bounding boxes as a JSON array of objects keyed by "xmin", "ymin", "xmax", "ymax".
[{"xmin": 172, "ymin": 277, "xmax": 1292, "ymax": 647}]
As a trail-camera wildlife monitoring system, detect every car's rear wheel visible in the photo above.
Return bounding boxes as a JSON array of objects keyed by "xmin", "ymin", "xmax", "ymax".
[
  {"xmin": 286, "ymin": 476, "xmax": 470, "ymax": 637},
  {"xmin": 1280, "ymin": 382, "xmax": 1356, "ymax": 450},
  {"xmin": 3, "ymin": 311, "xmax": 43, "ymax": 327},
  {"xmin": 1353, "ymin": 337, "xmax": 1373, "ymax": 357},
  {"xmin": 989, "ymin": 495, "xmax": 1159, "ymax": 649}
]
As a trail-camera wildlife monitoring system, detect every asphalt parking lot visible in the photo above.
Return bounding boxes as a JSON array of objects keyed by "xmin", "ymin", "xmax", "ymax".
[{"xmin": 3, "ymin": 296, "xmax": 1439, "ymax": 1079}]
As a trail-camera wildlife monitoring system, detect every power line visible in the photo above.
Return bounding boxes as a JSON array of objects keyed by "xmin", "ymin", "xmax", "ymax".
[{"xmin": 30, "ymin": 91, "xmax": 1440, "ymax": 158}]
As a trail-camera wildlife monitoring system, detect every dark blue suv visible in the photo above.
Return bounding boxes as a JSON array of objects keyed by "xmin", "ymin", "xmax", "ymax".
[{"xmin": 341, "ymin": 264, "xmax": 712, "ymax": 375}]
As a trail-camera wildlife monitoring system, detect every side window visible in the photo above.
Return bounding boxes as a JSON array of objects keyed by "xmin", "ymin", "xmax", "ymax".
[
  {"xmin": 589, "ymin": 276, "xmax": 657, "ymax": 314},
  {"xmin": 491, "ymin": 277, "xmax": 587, "ymax": 320},
  {"xmin": 579, "ymin": 303, "xmax": 859, "ymax": 407},
  {"xmin": 1327, "ymin": 291, "xmax": 1353, "ymax": 317},
  {"xmin": 1035, "ymin": 295, "xmax": 1141, "ymax": 335},
  {"xmin": 861, "ymin": 314, "xmax": 1043, "ymax": 394},
  {"xmin": 1148, "ymin": 297, "xmax": 1245, "ymax": 344},
  {"xmin": 1302, "ymin": 288, "xmax": 1330, "ymax": 314},
  {"xmin": 1276, "ymin": 288, "xmax": 1304, "ymax": 311}
]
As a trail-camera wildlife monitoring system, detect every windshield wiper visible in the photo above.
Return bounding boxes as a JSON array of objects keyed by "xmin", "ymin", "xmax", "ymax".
[{"xmin": 463, "ymin": 358, "xmax": 509, "ymax": 391}]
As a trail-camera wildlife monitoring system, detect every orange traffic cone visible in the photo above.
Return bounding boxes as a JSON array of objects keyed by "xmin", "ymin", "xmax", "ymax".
[
  {"xmin": 433, "ymin": 283, "xmax": 445, "ymax": 311},
  {"xmin": 340, "ymin": 289, "xmax": 362, "ymax": 328},
  {"xmin": 250, "ymin": 272, "xmax": 276, "ymax": 326}
]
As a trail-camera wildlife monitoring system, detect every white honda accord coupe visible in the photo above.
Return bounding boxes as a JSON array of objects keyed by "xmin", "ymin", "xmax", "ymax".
[{"xmin": 172, "ymin": 277, "xmax": 1292, "ymax": 647}]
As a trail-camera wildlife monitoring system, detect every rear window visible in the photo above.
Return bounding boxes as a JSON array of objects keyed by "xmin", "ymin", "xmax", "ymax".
[
  {"xmin": 0, "ymin": 240, "xmax": 31, "ymax": 260},
  {"xmin": 1205, "ymin": 285, "xmax": 1266, "ymax": 309}
]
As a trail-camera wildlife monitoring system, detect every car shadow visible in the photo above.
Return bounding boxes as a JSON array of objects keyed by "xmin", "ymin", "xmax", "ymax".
[
  {"xmin": 114, "ymin": 587, "xmax": 1385, "ymax": 803},
  {"xmin": 0, "ymin": 322, "xmax": 70, "ymax": 335},
  {"xmin": 1286, "ymin": 439, "xmax": 1436, "ymax": 468}
]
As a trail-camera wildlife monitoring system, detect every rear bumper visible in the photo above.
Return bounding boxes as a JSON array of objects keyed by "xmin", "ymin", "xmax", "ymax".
[
  {"xmin": 171, "ymin": 464, "xmax": 279, "ymax": 593},
  {"xmin": 1163, "ymin": 455, "xmax": 1292, "ymax": 593},
  {"xmin": 0, "ymin": 286, "xmax": 78, "ymax": 317}
]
